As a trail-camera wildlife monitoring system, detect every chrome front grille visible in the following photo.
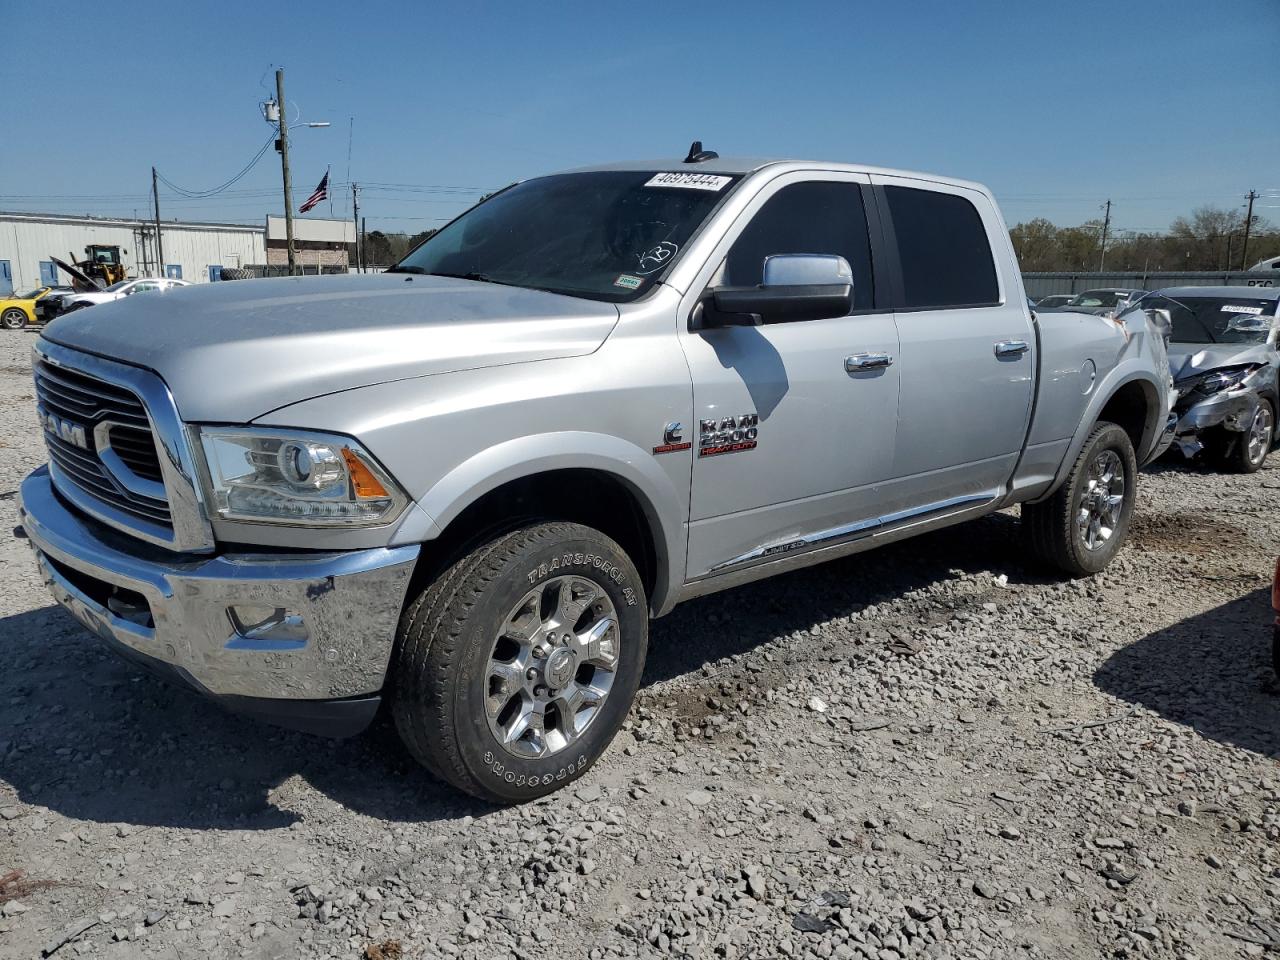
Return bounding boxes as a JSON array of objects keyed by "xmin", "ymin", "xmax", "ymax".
[{"xmin": 34, "ymin": 356, "xmax": 172, "ymax": 530}]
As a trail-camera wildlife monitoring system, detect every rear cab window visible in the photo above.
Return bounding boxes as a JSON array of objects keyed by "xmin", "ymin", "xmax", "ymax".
[{"xmin": 882, "ymin": 185, "xmax": 1000, "ymax": 310}]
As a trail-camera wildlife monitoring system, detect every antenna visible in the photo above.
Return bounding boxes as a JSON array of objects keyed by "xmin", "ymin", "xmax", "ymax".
[{"xmin": 683, "ymin": 141, "xmax": 719, "ymax": 163}]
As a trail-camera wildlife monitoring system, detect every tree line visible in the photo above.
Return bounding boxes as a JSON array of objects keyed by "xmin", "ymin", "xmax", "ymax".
[
  {"xmin": 1010, "ymin": 206, "xmax": 1280, "ymax": 273},
  {"xmin": 356, "ymin": 205, "xmax": 1280, "ymax": 274},
  {"xmin": 359, "ymin": 228, "xmax": 438, "ymax": 266}
]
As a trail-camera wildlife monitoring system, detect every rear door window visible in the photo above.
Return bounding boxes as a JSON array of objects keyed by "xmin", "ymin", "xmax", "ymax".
[
  {"xmin": 884, "ymin": 186, "xmax": 999, "ymax": 309},
  {"xmin": 723, "ymin": 181, "xmax": 874, "ymax": 311}
]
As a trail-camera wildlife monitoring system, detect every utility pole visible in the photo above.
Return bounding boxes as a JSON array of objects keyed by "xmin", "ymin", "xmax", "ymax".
[
  {"xmin": 275, "ymin": 68, "xmax": 297, "ymax": 276},
  {"xmin": 361, "ymin": 216, "xmax": 367, "ymax": 272},
  {"xmin": 151, "ymin": 167, "xmax": 164, "ymax": 277},
  {"xmin": 1097, "ymin": 199, "xmax": 1111, "ymax": 272},
  {"xmin": 351, "ymin": 183, "xmax": 360, "ymax": 273},
  {"xmin": 1241, "ymin": 190, "xmax": 1258, "ymax": 271}
]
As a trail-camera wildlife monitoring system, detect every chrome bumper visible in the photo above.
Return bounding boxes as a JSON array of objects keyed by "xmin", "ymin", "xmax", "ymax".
[{"xmin": 18, "ymin": 467, "xmax": 419, "ymax": 712}]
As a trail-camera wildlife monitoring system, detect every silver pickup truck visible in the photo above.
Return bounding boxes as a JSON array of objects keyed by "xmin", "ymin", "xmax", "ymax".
[{"xmin": 17, "ymin": 152, "xmax": 1173, "ymax": 802}]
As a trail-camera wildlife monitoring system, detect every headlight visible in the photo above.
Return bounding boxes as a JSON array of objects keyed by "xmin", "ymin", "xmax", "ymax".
[
  {"xmin": 1197, "ymin": 365, "xmax": 1259, "ymax": 395},
  {"xmin": 196, "ymin": 427, "xmax": 407, "ymax": 526}
]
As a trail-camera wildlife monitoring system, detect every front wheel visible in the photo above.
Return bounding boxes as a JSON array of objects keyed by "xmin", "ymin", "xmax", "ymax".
[
  {"xmin": 1, "ymin": 308, "xmax": 27, "ymax": 330},
  {"xmin": 390, "ymin": 521, "xmax": 648, "ymax": 803},
  {"xmin": 1022, "ymin": 421, "xmax": 1138, "ymax": 576},
  {"xmin": 1220, "ymin": 401, "xmax": 1274, "ymax": 474}
]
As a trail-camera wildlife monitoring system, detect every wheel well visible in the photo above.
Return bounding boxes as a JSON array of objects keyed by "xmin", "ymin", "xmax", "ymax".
[
  {"xmin": 406, "ymin": 469, "xmax": 659, "ymax": 605},
  {"xmin": 1097, "ymin": 381, "xmax": 1153, "ymax": 453}
]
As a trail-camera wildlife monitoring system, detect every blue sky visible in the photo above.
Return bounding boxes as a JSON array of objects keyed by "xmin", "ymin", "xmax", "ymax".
[{"xmin": 4, "ymin": 0, "xmax": 1277, "ymax": 234}]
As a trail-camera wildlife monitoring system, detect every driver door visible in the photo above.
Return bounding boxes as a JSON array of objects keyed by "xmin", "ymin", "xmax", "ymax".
[{"xmin": 678, "ymin": 173, "xmax": 901, "ymax": 580}]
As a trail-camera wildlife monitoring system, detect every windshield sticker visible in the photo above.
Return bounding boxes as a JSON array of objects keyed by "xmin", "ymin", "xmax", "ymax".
[
  {"xmin": 1220, "ymin": 304, "xmax": 1265, "ymax": 314},
  {"xmin": 613, "ymin": 274, "xmax": 643, "ymax": 290},
  {"xmin": 635, "ymin": 241, "xmax": 679, "ymax": 276},
  {"xmin": 645, "ymin": 172, "xmax": 732, "ymax": 192}
]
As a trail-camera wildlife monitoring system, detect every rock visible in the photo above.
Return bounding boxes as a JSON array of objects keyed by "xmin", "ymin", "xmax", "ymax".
[
  {"xmin": 1, "ymin": 900, "xmax": 29, "ymax": 917},
  {"xmin": 211, "ymin": 899, "xmax": 236, "ymax": 918},
  {"xmin": 686, "ymin": 790, "xmax": 713, "ymax": 807},
  {"xmin": 807, "ymin": 697, "xmax": 828, "ymax": 713},
  {"xmin": 973, "ymin": 880, "xmax": 998, "ymax": 899},
  {"xmin": 999, "ymin": 826, "xmax": 1021, "ymax": 840},
  {"xmin": 144, "ymin": 910, "xmax": 166, "ymax": 926},
  {"xmin": 575, "ymin": 784, "xmax": 604, "ymax": 803},
  {"xmin": 1093, "ymin": 837, "xmax": 1125, "ymax": 849},
  {"xmin": 0, "ymin": 807, "xmax": 19, "ymax": 821}
]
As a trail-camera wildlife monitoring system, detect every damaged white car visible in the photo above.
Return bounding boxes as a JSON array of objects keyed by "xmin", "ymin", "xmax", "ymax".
[{"xmin": 1128, "ymin": 287, "xmax": 1280, "ymax": 472}]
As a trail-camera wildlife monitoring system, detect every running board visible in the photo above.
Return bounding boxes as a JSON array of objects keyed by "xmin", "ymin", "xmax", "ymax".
[{"xmin": 694, "ymin": 490, "xmax": 1000, "ymax": 584}]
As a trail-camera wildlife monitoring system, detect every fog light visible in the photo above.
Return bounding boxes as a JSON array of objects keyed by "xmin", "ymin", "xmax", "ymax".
[{"xmin": 227, "ymin": 605, "xmax": 308, "ymax": 649}]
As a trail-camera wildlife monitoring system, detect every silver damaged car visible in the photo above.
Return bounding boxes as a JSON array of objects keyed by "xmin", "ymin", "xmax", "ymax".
[
  {"xmin": 1128, "ymin": 286, "xmax": 1279, "ymax": 472},
  {"xmin": 17, "ymin": 151, "xmax": 1172, "ymax": 802}
]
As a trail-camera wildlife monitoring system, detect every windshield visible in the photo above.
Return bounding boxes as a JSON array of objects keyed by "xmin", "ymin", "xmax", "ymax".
[
  {"xmin": 103, "ymin": 280, "xmax": 132, "ymax": 292},
  {"xmin": 13, "ymin": 288, "xmax": 44, "ymax": 300},
  {"xmin": 1069, "ymin": 290, "xmax": 1129, "ymax": 308},
  {"xmin": 1122, "ymin": 294, "xmax": 1277, "ymax": 345},
  {"xmin": 392, "ymin": 170, "xmax": 742, "ymax": 302}
]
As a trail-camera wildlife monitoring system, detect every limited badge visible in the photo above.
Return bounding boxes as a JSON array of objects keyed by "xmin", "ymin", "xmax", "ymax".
[{"xmin": 699, "ymin": 414, "xmax": 759, "ymax": 457}]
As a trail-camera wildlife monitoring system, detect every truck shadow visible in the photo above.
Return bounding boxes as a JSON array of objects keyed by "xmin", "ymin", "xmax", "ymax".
[
  {"xmin": 1093, "ymin": 588, "xmax": 1280, "ymax": 759},
  {"xmin": 0, "ymin": 512, "xmax": 1037, "ymax": 829},
  {"xmin": 643, "ymin": 510, "xmax": 1036, "ymax": 687}
]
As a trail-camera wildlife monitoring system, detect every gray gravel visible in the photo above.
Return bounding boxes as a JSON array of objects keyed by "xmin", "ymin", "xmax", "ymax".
[{"xmin": 1, "ymin": 329, "xmax": 1278, "ymax": 959}]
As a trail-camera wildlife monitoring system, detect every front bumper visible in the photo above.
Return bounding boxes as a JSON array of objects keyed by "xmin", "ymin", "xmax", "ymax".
[
  {"xmin": 17, "ymin": 467, "xmax": 419, "ymax": 737},
  {"xmin": 1172, "ymin": 389, "xmax": 1260, "ymax": 457}
]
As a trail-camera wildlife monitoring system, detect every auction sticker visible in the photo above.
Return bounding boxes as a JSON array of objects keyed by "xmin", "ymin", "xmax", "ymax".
[
  {"xmin": 645, "ymin": 172, "xmax": 732, "ymax": 191},
  {"xmin": 614, "ymin": 274, "xmax": 643, "ymax": 290},
  {"xmin": 1220, "ymin": 304, "xmax": 1265, "ymax": 314}
]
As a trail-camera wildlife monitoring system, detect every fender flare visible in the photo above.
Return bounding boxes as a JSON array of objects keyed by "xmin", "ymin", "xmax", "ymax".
[
  {"xmin": 413, "ymin": 431, "xmax": 686, "ymax": 615},
  {"xmin": 1034, "ymin": 363, "xmax": 1164, "ymax": 502}
]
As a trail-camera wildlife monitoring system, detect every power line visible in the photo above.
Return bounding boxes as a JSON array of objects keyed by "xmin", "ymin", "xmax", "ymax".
[{"xmin": 155, "ymin": 134, "xmax": 277, "ymax": 199}]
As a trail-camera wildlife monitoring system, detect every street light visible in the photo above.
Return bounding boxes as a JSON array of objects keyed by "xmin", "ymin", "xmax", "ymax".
[{"xmin": 265, "ymin": 69, "xmax": 329, "ymax": 276}]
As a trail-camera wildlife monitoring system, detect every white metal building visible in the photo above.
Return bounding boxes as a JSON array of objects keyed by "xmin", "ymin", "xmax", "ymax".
[{"xmin": 0, "ymin": 212, "xmax": 266, "ymax": 293}]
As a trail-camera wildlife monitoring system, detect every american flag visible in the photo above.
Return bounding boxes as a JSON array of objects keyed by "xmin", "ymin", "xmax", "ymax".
[{"xmin": 299, "ymin": 169, "xmax": 329, "ymax": 213}]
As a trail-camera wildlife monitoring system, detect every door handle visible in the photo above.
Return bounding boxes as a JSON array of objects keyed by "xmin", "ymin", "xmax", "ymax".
[
  {"xmin": 845, "ymin": 352, "xmax": 894, "ymax": 372},
  {"xmin": 994, "ymin": 340, "xmax": 1029, "ymax": 357}
]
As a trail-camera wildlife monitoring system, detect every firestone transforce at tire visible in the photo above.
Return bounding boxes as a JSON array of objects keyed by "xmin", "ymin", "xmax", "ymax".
[
  {"xmin": 390, "ymin": 522, "xmax": 648, "ymax": 803},
  {"xmin": 1022, "ymin": 421, "xmax": 1138, "ymax": 577}
]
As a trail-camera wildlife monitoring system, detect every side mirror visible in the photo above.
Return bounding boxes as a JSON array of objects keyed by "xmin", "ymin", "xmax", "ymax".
[{"xmin": 703, "ymin": 254, "xmax": 853, "ymax": 327}]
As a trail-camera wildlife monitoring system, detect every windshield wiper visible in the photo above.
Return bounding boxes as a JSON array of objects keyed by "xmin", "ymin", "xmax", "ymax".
[
  {"xmin": 423, "ymin": 271, "xmax": 514, "ymax": 286},
  {"xmin": 385, "ymin": 265, "xmax": 427, "ymax": 275}
]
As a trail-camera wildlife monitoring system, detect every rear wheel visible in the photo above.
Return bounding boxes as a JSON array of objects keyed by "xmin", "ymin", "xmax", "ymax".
[
  {"xmin": 390, "ymin": 521, "xmax": 648, "ymax": 803},
  {"xmin": 1, "ymin": 308, "xmax": 26, "ymax": 330},
  {"xmin": 1022, "ymin": 421, "xmax": 1137, "ymax": 576}
]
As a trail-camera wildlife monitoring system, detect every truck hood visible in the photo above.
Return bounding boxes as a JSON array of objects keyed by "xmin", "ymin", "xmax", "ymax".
[
  {"xmin": 1168, "ymin": 342, "xmax": 1271, "ymax": 381},
  {"xmin": 41, "ymin": 273, "xmax": 620, "ymax": 422}
]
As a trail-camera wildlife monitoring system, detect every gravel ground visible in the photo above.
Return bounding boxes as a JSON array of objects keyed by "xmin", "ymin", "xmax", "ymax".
[{"xmin": 1, "ymin": 328, "xmax": 1278, "ymax": 960}]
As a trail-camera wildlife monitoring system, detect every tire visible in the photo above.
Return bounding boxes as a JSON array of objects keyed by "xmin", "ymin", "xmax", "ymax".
[
  {"xmin": 1022, "ymin": 421, "xmax": 1138, "ymax": 577},
  {"xmin": 1, "ymin": 308, "xmax": 26, "ymax": 330},
  {"xmin": 1218, "ymin": 400, "xmax": 1274, "ymax": 474},
  {"xmin": 390, "ymin": 521, "xmax": 648, "ymax": 803},
  {"xmin": 218, "ymin": 267, "xmax": 253, "ymax": 281}
]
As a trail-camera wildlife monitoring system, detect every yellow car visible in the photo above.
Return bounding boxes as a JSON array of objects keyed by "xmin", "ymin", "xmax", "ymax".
[{"xmin": 1, "ymin": 286, "xmax": 70, "ymax": 330}]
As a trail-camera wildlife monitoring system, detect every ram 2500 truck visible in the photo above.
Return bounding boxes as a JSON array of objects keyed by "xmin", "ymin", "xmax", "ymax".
[{"xmin": 17, "ymin": 153, "xmax": 1173, "ymax": 803}]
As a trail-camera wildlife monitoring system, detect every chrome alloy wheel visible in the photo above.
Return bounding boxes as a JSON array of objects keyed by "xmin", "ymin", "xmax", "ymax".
[
  {"xmin": 485, "ymin": 576, "xmax": 619, "ymax": 759},
  {"xmin": 1247, "ymin": 404, "xmax": 1274, "ymax": 467},
  {"xmin": 1076, "ymin": 449, "xmax": 1125, "ymax": 551}
]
